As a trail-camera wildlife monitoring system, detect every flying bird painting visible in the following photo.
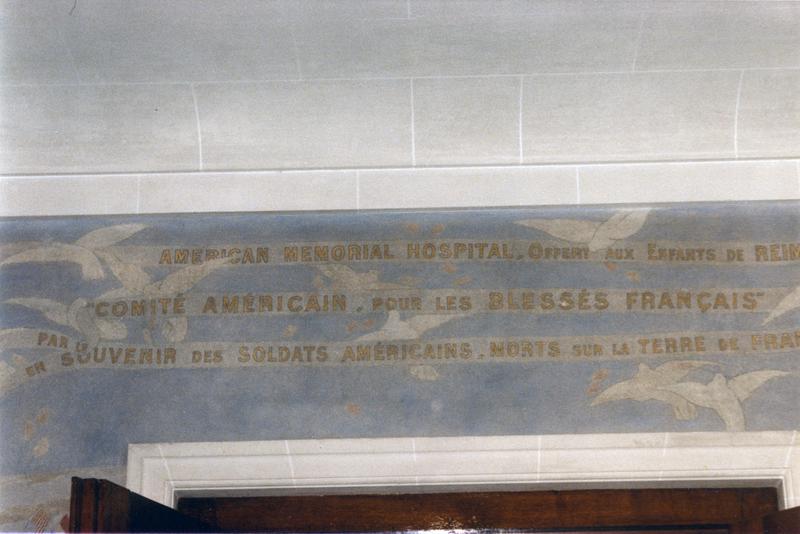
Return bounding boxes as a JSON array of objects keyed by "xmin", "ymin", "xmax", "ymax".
[
  {"xmin": 516, "ymin": 209, "xmax": 651, "ymax": 252},
  {"xmin": 355, "ymin": 311, "xmax": 461, "ymax": 341},
  {"xmin": 660, "ymin": 370, "xmax": 790, "ymax": 431},
  {"xmin": 591, "ymin": 360, "xmax": 716, "ymax": 420},
  {"xmin": 95, "ymin": 253, "xmax": 232, "ymax": 343},
  {"xmin": 316, "ymin": 264, "xmax": 410, "ymax": 291},
  {"xmin": 0, "ymin": 224, "xmax": 146, "ymax": 280},
  {"xmin": 97, "ymin": 252, "xmax": 231, "ymax": 300}
]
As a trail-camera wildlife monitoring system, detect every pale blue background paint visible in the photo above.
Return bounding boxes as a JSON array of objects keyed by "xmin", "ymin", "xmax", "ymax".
[{"xmin": 1, "ymin": 202, "xmax": 799, "ymax": 481}]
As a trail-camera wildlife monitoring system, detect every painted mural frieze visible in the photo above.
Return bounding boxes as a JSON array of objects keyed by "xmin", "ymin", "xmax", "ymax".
[{"xmin": 0, "ymin": 202, "xmax": 798, "ymax": 530}]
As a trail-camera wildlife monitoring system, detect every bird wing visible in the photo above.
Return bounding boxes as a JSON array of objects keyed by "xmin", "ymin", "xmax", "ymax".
[
  {"xmin": 0, "ymin": 241, "xmax": 42, "ymax": 261},
  {"xmin": 71, "ymin": 305, "xmax": 100, "ymax": 347},
  {"xmin": 0, "ymin": 328, "xmax": 43, "ymax": 349},
  {"xmin": 1, "ymin": 244, "xmax": 105, "ymax": 280},
  {"xmin": 728, "ymin": 370, "xmax": 789, "ymax": 401},
  {"xmin": 662, "ymin": 375, "xmax": 747, "ymax": 431},
  {"xmin": 74, "ymin": 223, "xmax": 147, "ymax": 249},
  {"xmin": 318, "ymin": 264, "xmax": 356, "ymax": 282},
  {"xmin": 592, "ymin": 371, "xmax": 699, "ymax": 420},
  {"xmin": 589, "ymin": 209, "xmax": 651, "ymax": 251},
  {"xmin": 371, "ymin": 281, "xmax": 410, "ymax": 290},
  {"xmin": 383, "ymin": 310, "xmax": 403, "ymax": 330},
  {"xmin": 590, "ymin": 380, "xmax": 637, "ymax": 405},
  {"xmin": 660, "ymin": 380, "xmax": 718, "ymax": 410},
  {"xmin": 318, "ymin": 264, "xmax": 369, "ymax": 289},
  {"xmin": 5, "ymin": 298, "xmax": 70, "ymax": 326},
  {"xmin": 407, "ymin": 313, "xmax": 459, "ymax": 335},
  {"xmin": 95, "ymin": 249, "xmax": 151, "ymax": 293},
  {"xmin": 514, "ymin": 218, "xmax": 600, "ymax": 244},
  {"xmin": 96, "ymin": 286, "xmax": 135, "ymax": 300},
  {"xmin": 650, "ymin": 390, "xmax": 698, "ymax": 420},
  {"xmin": 763, "ymin": 286, "xmax": 800, "ymax": 325},
  {"xmin": 151, "ymin": 257, "xmax": 231, "ymax": 296},
  {"xmin": 355, "ymin": 311, "xmax": 403, "ymax": 341},
  {"xmin": 653, "ymin": 360, "xmax": 716, "ymax": 383}
]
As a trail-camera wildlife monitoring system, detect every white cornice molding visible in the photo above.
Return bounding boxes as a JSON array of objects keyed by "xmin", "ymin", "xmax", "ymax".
[{"xmin": 128, "ymin": 431, "xmax": 798, "ymax": 509}]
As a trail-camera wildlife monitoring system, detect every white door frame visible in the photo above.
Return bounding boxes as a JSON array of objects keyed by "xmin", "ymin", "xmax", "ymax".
[{"xmin": 128, "ymin": 431, "xmax": 799, "ymax": 510}]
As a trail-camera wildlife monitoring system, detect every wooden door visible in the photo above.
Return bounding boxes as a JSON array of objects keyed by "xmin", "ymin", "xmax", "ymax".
[
  {"xmin": 68, "ymin": 477, "xmax": 215, "ymax": 532},
  {"xmin": 70, "ymin": 478, "xmax": 800, "ymax": 533}
]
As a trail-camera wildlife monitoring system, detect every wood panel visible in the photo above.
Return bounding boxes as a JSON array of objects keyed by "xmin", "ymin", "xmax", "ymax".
[{"xmin": 177, "ymin": 487, "xmax": 779, "ymax": 532}]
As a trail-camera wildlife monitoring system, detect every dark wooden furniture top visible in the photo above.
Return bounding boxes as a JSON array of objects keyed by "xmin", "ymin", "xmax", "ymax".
[
  {"xmin": 70, "ymin": 477, "xmax": 800, "ymax": 533},
  {"xmin": 177, "ymin": 487, "xmax": 779, "ymax": 533}
]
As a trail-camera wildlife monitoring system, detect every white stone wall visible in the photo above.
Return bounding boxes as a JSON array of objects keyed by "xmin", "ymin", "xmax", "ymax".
[{"xmin": 1, "ymin": 0, "xmax": 799, "ymax": 215}]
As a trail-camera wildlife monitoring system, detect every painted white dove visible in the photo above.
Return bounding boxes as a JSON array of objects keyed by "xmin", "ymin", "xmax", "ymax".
[
  {"xmin": 97, "ymin": 253, "xmax": 233, "ymax": 343},
  {"xmin": 355, "ymin": 311, "xmax": 461, "ymax": 342},
  {"xmin": 591, "ymin": 360, "xmax": 716, "ymax": 420},
  {"xmin": 516, "ymin": 209, "xmax": 651, "ymax": 252},
  {"xmin": 659, "ymin": 370, "xmax": 790, "ymax": 431},
  {"xmin": 763, "ymin": 286, "xmax": 800, "ymax": 325},
  {"xmin": 1, "ymin": 224, "xmax": 146, "ymax": 280},
  {"xmin": 316, "ymin": 264, "xmax": 409, "ymax": 291},
  {"xmin": 96, "ymin": 252, "xmax": 231, "ymax": 300}
]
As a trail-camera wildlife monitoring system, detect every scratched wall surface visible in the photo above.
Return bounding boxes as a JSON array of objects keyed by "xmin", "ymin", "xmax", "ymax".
[{"xmin": 1, "ymin": 202, "xmax": 799, "ymax": 530}]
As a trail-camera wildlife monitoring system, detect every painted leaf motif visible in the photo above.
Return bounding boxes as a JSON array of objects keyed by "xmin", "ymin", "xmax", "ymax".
[
  {"xmin": 409, "ymin": 365, "xmax": 439, "ymax": 381},
  {"xmin": 515, "ymin": 218, "xmax": 599, "ymax": 244},
  {"xmin": 74, "ymin": 223, "xmax": 147, "ymax": 249},
  {"xmin": 1, "ymin": 244, "xmax": 104, "ymax": 280}
]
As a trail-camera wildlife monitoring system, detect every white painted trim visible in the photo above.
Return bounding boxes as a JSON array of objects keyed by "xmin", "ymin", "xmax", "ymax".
[
  {"xmin": 2, "ymin": 159, "xmax": 799, "ymax": 217},
  {"xmin": 128, "ymin": 431, "xmax": 799, "ymax": 510}
]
